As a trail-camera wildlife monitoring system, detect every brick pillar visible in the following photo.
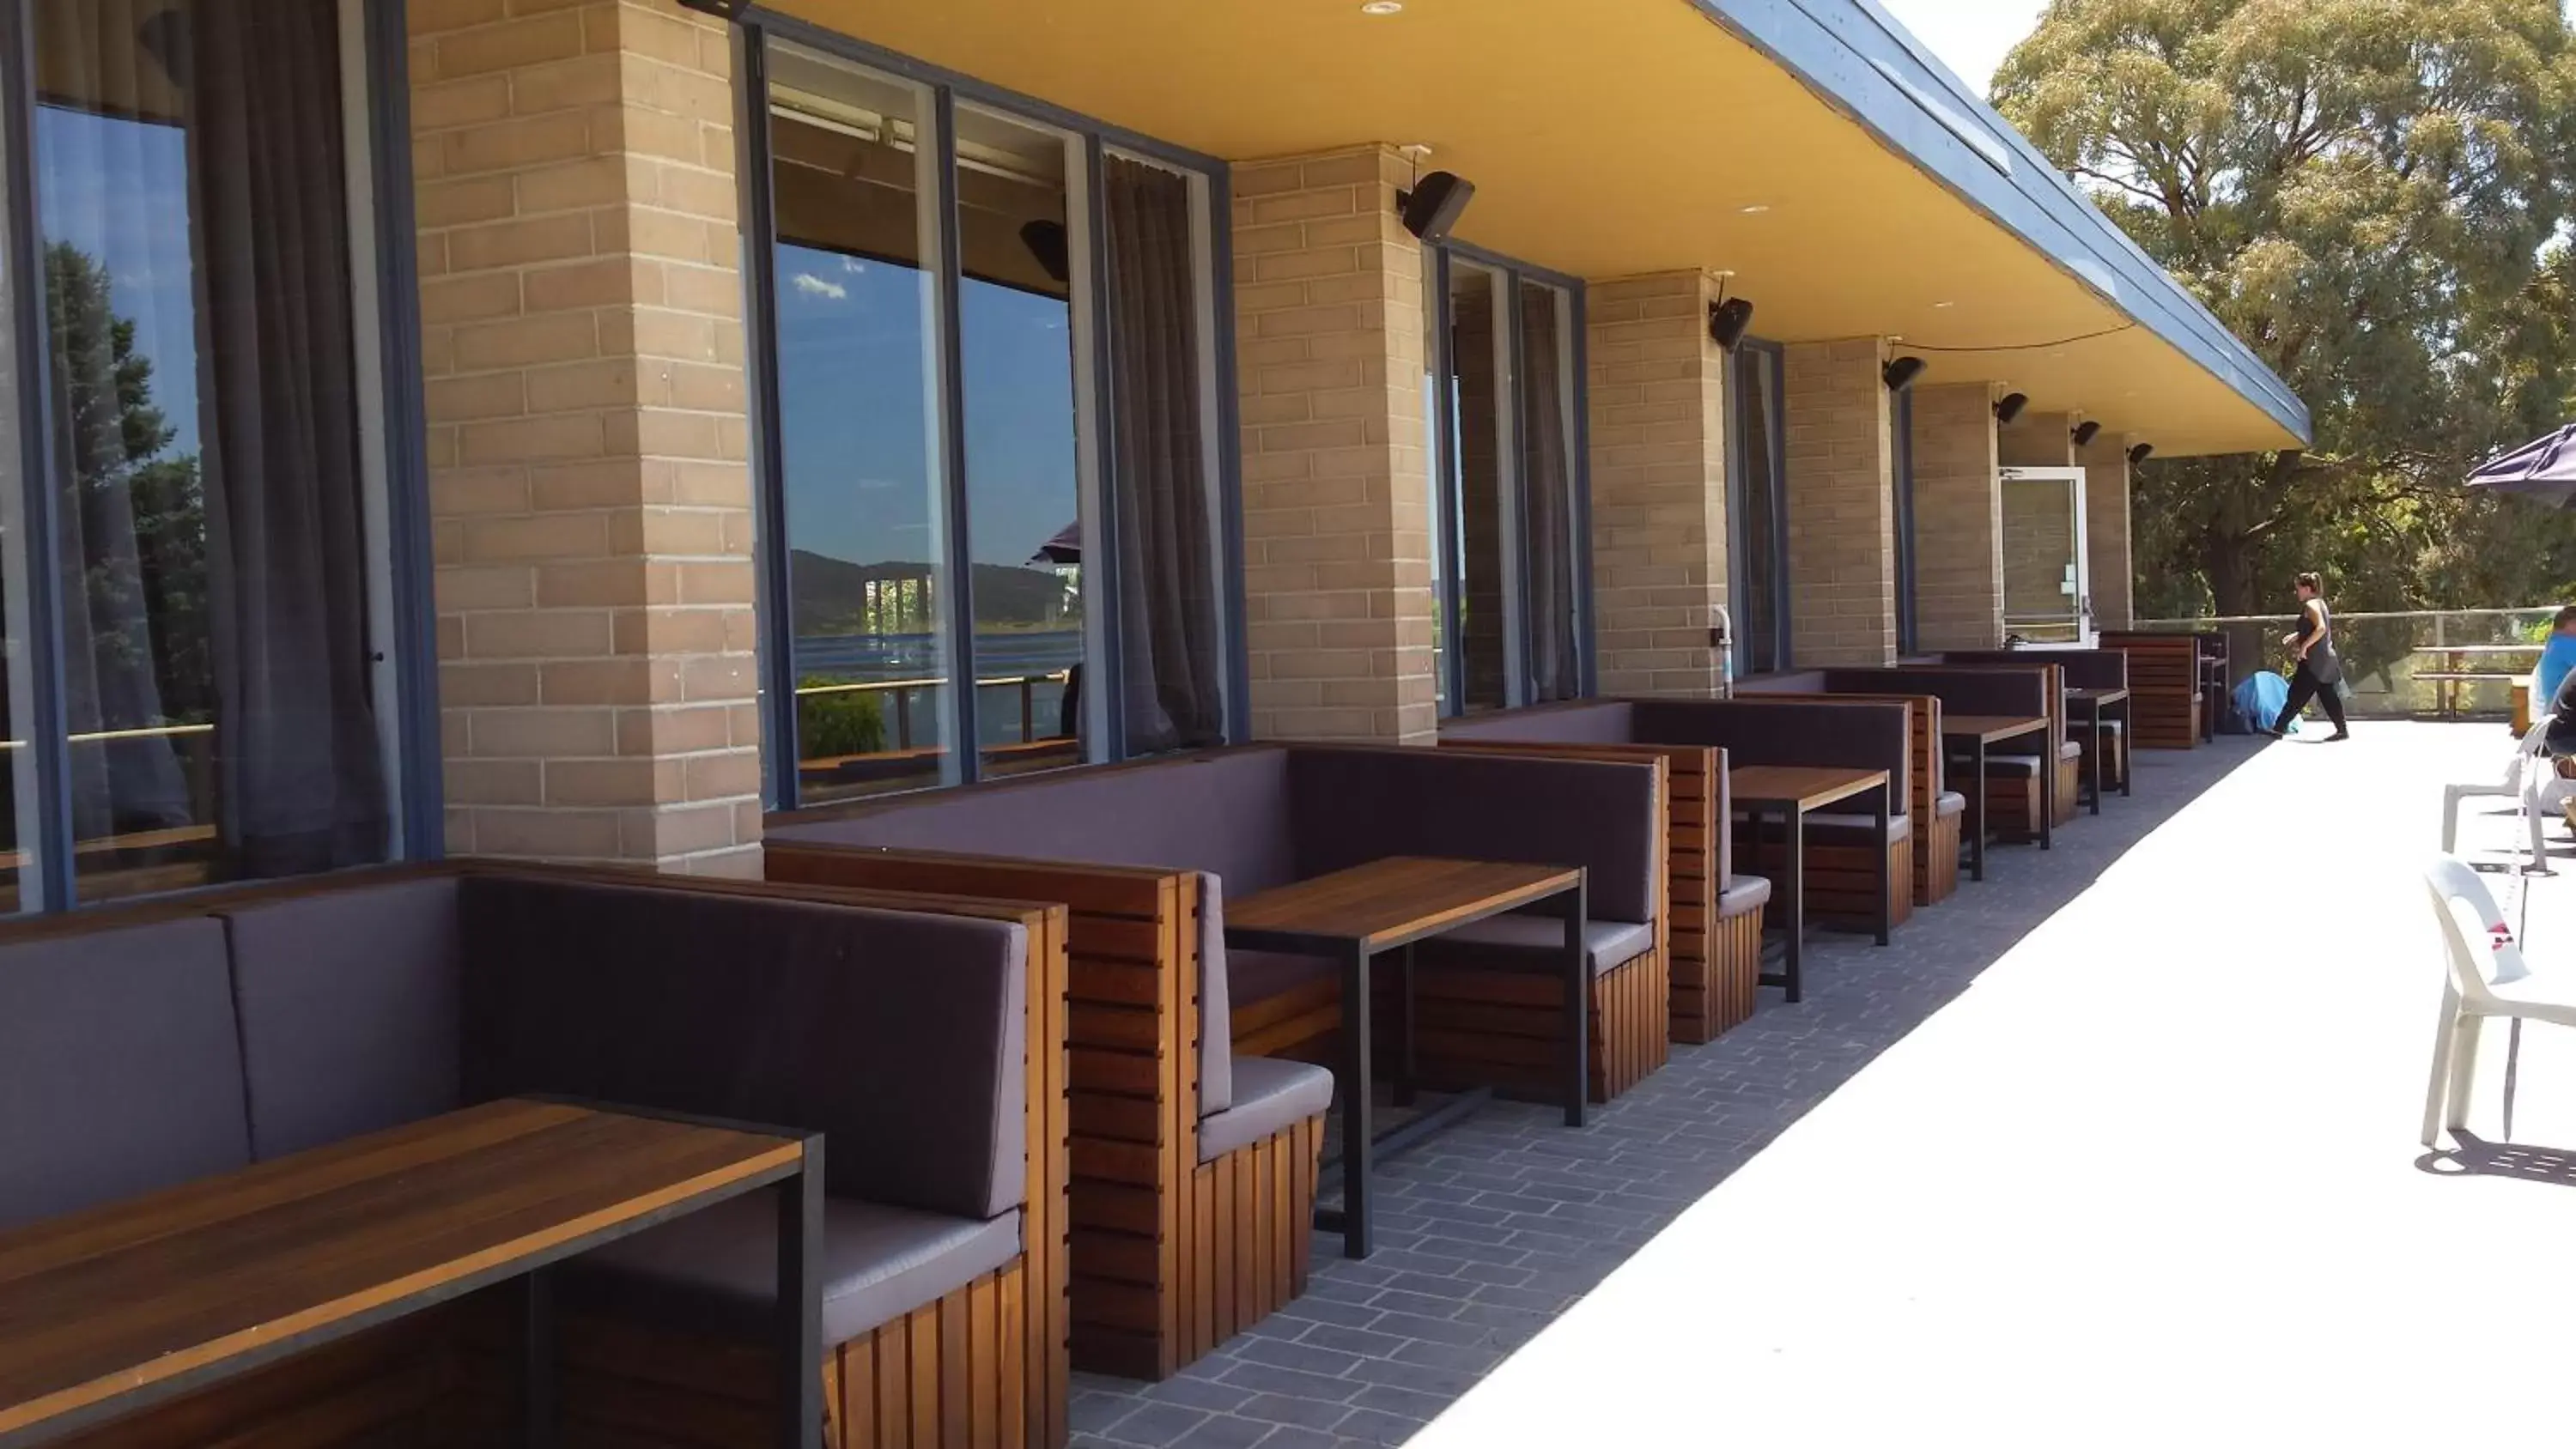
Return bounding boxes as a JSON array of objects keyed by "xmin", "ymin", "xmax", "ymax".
[
  {"xmin": 411, "ymin": 0, "xmax": 760, "ymax": 872},
  {"xmin": 1998, "ymin": 409, "xmax": 2076, "ymax": 468},
  {"xmin": 1782, "ymin": 338, "xmax": 1895, "ymax": 666},
  {"xmin": 1231, "ymin": 146, "xmax": 1436, "ymax": 744},
  {"xmin": 2078, "ymin": 432, "xmax": 2136, "ymax": 629},
  {"xmin": 1584, "ymin": 274, "xmax": 1728, "ymax": 696},
  {"xmin": 1911, "ymin": 382, "xmax": 2003, "ymax": 650}
]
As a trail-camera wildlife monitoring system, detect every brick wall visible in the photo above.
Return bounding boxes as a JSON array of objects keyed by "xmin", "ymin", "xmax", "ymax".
[
  {"xmin": 410, "ymin": 0, "xmax": 760, "ymax": 872},
  {"xmin": 1911, "ymin": 382, "xmax": 2002, "ymax": 650},
  {"xmin": 1231, "ymin": 145, "xmax": 1436, "ymax": 744},
  {"xmin": 2078, "ymin": 433, "xmax": 2136, "ymax": 630},
  {"xmin": 1783, "ymin": 337, "xmax": 1894, "ymax": 666},
  {"xmin": 1585, "ymin": 271, "xmax": 1728, "ymax": 695},
  {"xmin": 1998, "ymin": 409, "xmax": 2075, "ymax": 469}
]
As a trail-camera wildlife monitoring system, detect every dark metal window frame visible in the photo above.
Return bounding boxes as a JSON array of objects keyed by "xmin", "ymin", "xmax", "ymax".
[
  {"xmin": 1725, "ymin": 336, "xmax": 1792, "ymax": 676},
  {"xmin": 1426, "ymin": 240, "xmax": 1596, "ymax": 715},
  {"xmin": 0, "ymin": 0, "xmax": 441, "ymax": 913},
  {"xmin": 1892, "ymin": 386, "xmax": 1917, "ymax": 657},
  {"xmin": 730, "ymin": 9, "xmax": 1249, "ymax": 808}
]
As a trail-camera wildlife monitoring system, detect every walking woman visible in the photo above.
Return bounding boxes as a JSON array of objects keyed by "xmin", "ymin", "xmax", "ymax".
[{"xmin": 2268, "ymin": 572, "xmax": 2350, "ymax": 741}]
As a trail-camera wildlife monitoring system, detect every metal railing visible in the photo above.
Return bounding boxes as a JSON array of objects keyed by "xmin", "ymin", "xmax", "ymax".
[
  {"xmin": 2131, "ymin": 607, "xmax": 2561, "ymax": 719},
  {"xmin": 793, "ymin": 670, "xmax": 1074, "ymax": 753}
]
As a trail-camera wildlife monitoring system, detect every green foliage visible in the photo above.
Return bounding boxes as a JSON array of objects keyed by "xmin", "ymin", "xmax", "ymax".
[
  {"xmin": 1994, "ymin": 0, "xmax": 2576, "ymax": 617},
  {"xmin": 797, "ymin": 679, "xmax": 886, "ymax": 759},
  {"xmin": 44, "ymin": 242, "xmax": 211, "ymax": 727}
]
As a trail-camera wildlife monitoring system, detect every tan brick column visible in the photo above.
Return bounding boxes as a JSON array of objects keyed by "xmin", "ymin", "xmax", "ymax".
[
  {"xmin": 1998, "ymin": 409, "xmax": 2076, "ymax": 468},
  {"xmin": 1911, "ymin": 382, "xmax": 2003, "ymax": 650},
  {"xmin": 1231, "ymin": 146, "xmax": 1436, "ymax": 744},
  {"xmin": 1585, "ymin": 272, "xmax": 1729, "ymax": 696},
  {"xmin": 2078, "ymin": 432, "xmax": 2136, "ymax": 629},
  {"xmin": 411, "ymin": 0, "xmax": 759, "ymax": 872},
  {"xmin": 1782, "ymin": 337, "xmax": 1895, "ymax": 666}
]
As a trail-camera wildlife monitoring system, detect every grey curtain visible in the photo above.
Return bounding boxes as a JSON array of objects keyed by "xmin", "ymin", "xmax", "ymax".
[
  {"xmin": 187, "ymin": 0, "xmax": 390, "ymax": 876},
  {"xmin": 1103, "ymin": 156, "xmax": 1225, "ymax": 754},
  {"xmin": 1518, "ymin": 282, "xmax": 1580, "ymax": 701}
]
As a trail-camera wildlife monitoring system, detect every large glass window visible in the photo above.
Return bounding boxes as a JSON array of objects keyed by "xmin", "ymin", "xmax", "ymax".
[
  {"xmin": 1728, "ymin": 339, "xmax": 1790, "ymax": 675},
  {"xmin": 756, "ymin": 35, "xmax": 1232, "ymax": 803},
  {"xmin": 2, "ymin": 0, "xmax": 409, "ymax": 908},
  {"xmin": 1428, "ymin": 246, "xmax": 1589, "ymax": 715}
]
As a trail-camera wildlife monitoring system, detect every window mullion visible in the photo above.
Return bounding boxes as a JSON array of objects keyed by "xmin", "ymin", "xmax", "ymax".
[{"xmin": 929, "ymin": 86, "xmax": 980, "ymax": 785}]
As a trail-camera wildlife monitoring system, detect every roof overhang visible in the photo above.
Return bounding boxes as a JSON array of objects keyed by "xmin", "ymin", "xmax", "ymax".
[{"xmin": 756, "ymin": 0, "xmax": 2311, "ymax": 457}]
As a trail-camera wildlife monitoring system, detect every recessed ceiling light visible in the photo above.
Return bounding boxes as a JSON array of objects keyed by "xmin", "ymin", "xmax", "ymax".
[
  {"xmin": 1739, "ymin": 203, "xmax": 1771, "ymax": 215},
  {"xmin": 1932, "ymin": 300, "xmax": 1955, "ymax": 309},
  {"xmin": 1360, "ymin": 1, "xmax": 1403, "ymax": 13}
]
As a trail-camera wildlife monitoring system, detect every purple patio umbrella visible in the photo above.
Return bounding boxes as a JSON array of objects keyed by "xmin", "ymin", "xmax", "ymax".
[
  {"xmin": 2466, "ymin": 423, "xmax": 2576, "ymax": 508},
  {"xmin": 1029, "ymin": 519, "xmax": 1082, "ymax": 566}
]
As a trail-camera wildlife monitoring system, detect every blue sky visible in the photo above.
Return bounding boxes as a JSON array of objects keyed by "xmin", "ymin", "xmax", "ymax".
[{"xmin": 36, "ymin": 104, "xmax": 202, "ymax": 455}]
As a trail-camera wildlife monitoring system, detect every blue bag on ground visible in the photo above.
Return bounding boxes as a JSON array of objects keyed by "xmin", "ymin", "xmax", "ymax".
[{"xmin": 2234, "ymin": 670, "xmax": 2291, "ymax": 734}]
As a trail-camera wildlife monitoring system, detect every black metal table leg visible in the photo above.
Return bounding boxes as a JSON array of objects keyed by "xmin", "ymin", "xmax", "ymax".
[
  {"xmin": 1783, "ymin": 804, "xmax": 1805, "ymax": 1003},
  {"xmin": 522, "ymin": 1266, "xmax": 556, "ymax": 1449},
  {"xmin": 1393, "ymin": 943, "xmax": 1417, "ymax": 1108},
  {"xmin": 1562, "ymin": 874, "xmax": 1589, "ymax": 1128},
  {"xmin": 1874, "ymin": 785, "xmax": 1892, "ymax": 946},
  {"xmin": 2039, "ymin": 726, "xmax": 2056, "ymax": 851},
  {"xmin": 1338, "ymin": 943, "xmax": 1374, "ymax": 1259},
  {"xmin": 2085, "ymin": 698, "xmax": 2103, "ymax": 815},
  {"xmin": 775, "ymin": 1140, "xmax": 823, "ymax": 1449},
  {"xmin": 1969, "ymin": 741, "xmax": 1988, "ymax": 882}
]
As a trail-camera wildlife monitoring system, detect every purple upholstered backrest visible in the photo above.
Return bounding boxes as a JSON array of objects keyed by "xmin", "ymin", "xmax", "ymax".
[
  {"xmin": 765, "ymin": 749, "xmax": 1296, "ymax": 1114},
  {"xmin": 459, "ymin": 876, "xmax": 1028, "ymax": 1222},
  {"xmin": 0, "ymin": 919, "xmax": 252, "ymax": 1230},
  {"xmin": 1626, "ymin": 699, "xmax": 1909, "ymax": 806},
  {"xmin": 1439, "ymin": 701, "xmax": 1637, "ymax": 745},
  {"xmin": 1285, "ymin": 746, "xmax": 1661, "ymax": 925},
  {"xmin": 222, "ymin": 876, "xmax": 466, "ymax": 1161},
  {"xmin": 1735, "ymin": 670, "xmax": 1828, "ymax": 694},
  {"xmin": 1944, "ymin": 649, "xmax": 2127, "ymax": 691},
  {"xmin": 1821, "ymin": 666, "xmax": 2049, "ymax": 720}
]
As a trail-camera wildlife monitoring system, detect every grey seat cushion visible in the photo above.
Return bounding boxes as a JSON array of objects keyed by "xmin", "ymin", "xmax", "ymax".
[
  {"xmin": 1983, "ymin": 755, "xmax": 2044, "ymax": 777},
  {"xmin": 222, "ymin": 876, "xmax": 465, "ymax": 1161},
  {"xmin": 0, "ymin": 919, "xmax": 252, "ymax": 1230},
  {"xmin": 1427, "ymin": 916, "xmax": 1655, "ymax": 976},
  {"xmin": 1718, "ymin": 875, "xmax": 1772, "ymax": 915},
  {"xmin": 1935, "ymin": 791, "xmax": 1967, "ymax": 818},
  {"xmin": 567, "ymin": 1195, "xmax": 1021, "ymax": 1347},
  {"xmin": 1199, "ymin": 1057, "xmax": 1334, "ymax": 1161}
]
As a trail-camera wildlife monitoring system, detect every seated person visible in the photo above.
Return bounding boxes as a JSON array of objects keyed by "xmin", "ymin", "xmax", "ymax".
[{"xmin": 2537, "ymin": 604, "xmax": 2576, "ymax": 709}]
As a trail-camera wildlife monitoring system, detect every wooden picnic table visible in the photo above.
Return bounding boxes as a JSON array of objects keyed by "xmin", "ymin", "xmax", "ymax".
[
  {"xmin": 0, "ymin": 1098, "xmax": 820, "ymax": 1449},
  {"xmin": 1225, "ymin": 856, "xmax": 1587, "ymax": 1259},
  {"xmin": 1728, "ymin": 764, "xmax": 1893, "ymax": 1004}
]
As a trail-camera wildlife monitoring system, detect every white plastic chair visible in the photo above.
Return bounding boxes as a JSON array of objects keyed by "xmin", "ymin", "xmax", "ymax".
[
  {"xmin": 2421, "ymin": 855, "xmax": 2576, "ymax": 1146},
  {"xmin": 2439, "ymin": 727, "xmax": 2552, "ymax": 871}
]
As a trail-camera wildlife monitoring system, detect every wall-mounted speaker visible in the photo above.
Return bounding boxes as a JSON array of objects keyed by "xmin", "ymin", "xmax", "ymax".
[
  {"xmin": 1397, "ymin": 172, "xmax": 1475, "ymax": 242},
  {"xmin": 1019, "ymin": 220, "xmax": 1070, "ymax": 286},
  {"xmin": 1882, "ymin": 356, "xmax": 1927, "ymax": 392},
  {"xmin": 1708, "ymin": 298, "xmax": 1756, "ymax": 352},
  {"xmin": 2129, "ymin": 442, "xmax": 2156, "ymax": 465},
  {"xmin": 2072, "ymin": 420, "xmax": 2103, "ymax": 446},
  {"xmin": 1994, "ymin": 392, "xmax": 2030, "ymax": 425}
]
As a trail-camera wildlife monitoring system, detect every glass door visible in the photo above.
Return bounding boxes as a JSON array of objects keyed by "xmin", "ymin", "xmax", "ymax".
[{"xmin": 1999, "ymin": 466, "xmax": 2092, "ymax": 645}]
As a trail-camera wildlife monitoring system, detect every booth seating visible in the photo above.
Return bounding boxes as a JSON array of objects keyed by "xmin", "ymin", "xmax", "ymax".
[
  {"xmin": 1732, "ymin": 678, "xmax": 1961, "ymax": 907},
  {"xmin": 762, "ymin": 743, "xmax": 1665, "ymax": 1381},
  {"xmin": 1807, "ymin": 667, "xmax": 2063, "ymax": 846},
  {"xmin": 1439, "ymin": 705, "xmax": 1771, "ymax": 1045},
  {"xmin": 0, "ymin": 863, "xmax": 1069, "ymax": 1449},
  {"xmin": 2100, "ymin": 632, "xmax": 2205, "ymax": 748},
  {"xmin": 1944, "ymin": 648, "xmax": 2132, "ymax": 795}
]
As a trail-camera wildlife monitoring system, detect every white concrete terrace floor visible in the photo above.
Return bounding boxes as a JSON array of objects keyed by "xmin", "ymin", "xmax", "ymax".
[{"xmin": 1413, "ymin": 720, "xmax": 2576, "ymax": 1447}]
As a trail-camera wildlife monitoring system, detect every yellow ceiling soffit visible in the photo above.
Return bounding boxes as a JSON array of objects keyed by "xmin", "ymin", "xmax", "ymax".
[{"xmin": 764, "ymin": 0, "xmax": 2300, "ymax": 457}]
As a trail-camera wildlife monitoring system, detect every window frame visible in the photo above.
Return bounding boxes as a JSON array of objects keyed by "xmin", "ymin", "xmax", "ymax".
[
  {"xmin": 1725, "ymin": 336, "xmax": 1792, "ymax": 676},
  {"xmin": 734, "ymin": 15, "xmax": 1248, "ymax": 807},
  {"xmin": 0, "ymin": 0, "xmax": 439, "ymax": 913},
  {"xmin": 1425, "ymin": 239, "xmax": 1595, "ymax": 716}
]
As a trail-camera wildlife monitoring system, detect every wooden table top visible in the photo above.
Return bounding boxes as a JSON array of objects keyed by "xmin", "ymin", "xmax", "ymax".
[
  {"xmin": 1941, "ymin": 714, "xmax": 2051, "ymax": 743},
  {"xmin": 1224, "ymin": 856, "xmax": 1581, "ymax": 955},
  {"xmin": 0, "ymin": 1098, "xmax": 804, "ymax": 1442},
  {"xmin": 2066, "ymin": 687, "xmax": 2130, "ymax": 705},
  {"xmin": 1728, "ymin": 764, "xmax": 1888, "ymax": 813}
]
